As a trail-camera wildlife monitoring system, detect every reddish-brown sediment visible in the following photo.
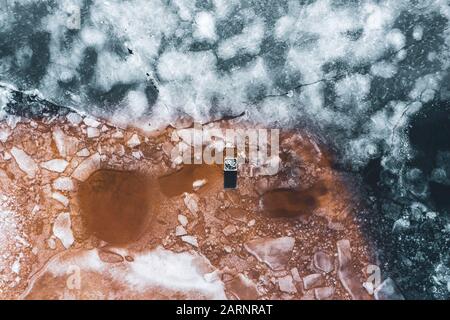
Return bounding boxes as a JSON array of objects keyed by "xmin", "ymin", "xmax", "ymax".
[
  {"xmin": 0, "ymin": 115, "xmax": 373, "ymax": 300},
  {"xmin": 78, "ymin": 169, "xmax": 157, "ymax": 245},
  {"xmin": 158, "ymin": 164, "xmax": 222, "ymax": 197},
  {"xmin": 261, "ymin": 182, "xmax": 327, "ymax": 218}
]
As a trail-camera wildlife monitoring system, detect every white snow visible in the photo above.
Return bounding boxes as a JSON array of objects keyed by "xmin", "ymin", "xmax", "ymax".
[
  {"xmin": 371, "ymin": 61, "xmax": 398, "ymax": 78},
  {"xmin": 80, "ymin": 27, "xmax": 106, "ymax": 48},
  {"xmin": 413, "ymin": 25, "xmax": 424, "ymax": 41},
  {"xmin": 194, "ymin": 12, "xmax": 216, "ymax": 41},
  {"xmin": 0, "ymin": 127, "xmax": 11, "ymax": 143},
  {"xmin": 41, "ymin": 159, "xmax": 69, "ymax": 173},
  {"xmin": 10, "ymin": 147, "xmax": 38, "ymax": 178},
  {"xmin": 0, "ymin": 207, "xmax": 19, "ymax": 268},
  {"xmin": 122, "ymin": 247, "xmax": 225, "ymax": 298},
  {"xmin": 40, "ymin": 247, "xmax": 226, "ymax": 299},
  {"xmin": 125, "ymin": 90, "xmax": 148, "ymax": 118},
  {"xmin": 217, "ymin": 19, "xmax": 265, "ymax": 59}
]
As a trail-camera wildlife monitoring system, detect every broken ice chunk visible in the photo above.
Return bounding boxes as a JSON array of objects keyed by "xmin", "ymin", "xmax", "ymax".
[
  {"xmin": 111, "ymin": 130, "xmax": 124, "ymax": 139},
  {"xmin": 244, "ymin": 236, "xmax": 295, "ymax": 270},
  {"xmin": 53, "ymin": 177, "xmax": 74, "ymax": 191},
  {"xmin": 3, "ymin": 151, "xmax": 11, "ymax": 160},
  {"xmin": 193, "ymin": 179, "xmax": 207, "ymax": 190},
  {"xmin": 178, "ymin": 214, "xmax": 188, "ymax": 227},
  {"xmin": 291, "ymin": 267, "xmax": 302, "ymax": 283},
  {"xmin": 337, "ymin": 239, "xmax": 370, "ymax": 300},
  {"xmin": 0, "ymin": 127, "xmax": 11, "ymax": 143},
  {"xmin": 222, "ymin": 224, "xmax": 237, "ymax": 236},
  {"xmin": 51, "ymin": 192, "xmax": 69, "ymax": 206},
  {"xmin": 183, "ymin": 193, "xmax": 199, "ymax": 215},
  {"xmin": 181, "ymin": 235, "xmax": 198, "ymax": 247},
  {"xmin": 52, "ymin": 128, "xmax": 78, "ymax": 157},
  {"xmin": 303, "ymin": 273, "xmax": 324, "ymax": 290},
  {"xmin": 278, "ymin": 275, "xmax": 297, "ymax": 293},
  {"xmin": 127, "ymin": 133, "xmax": 141, "ymax": 148},
  {"xmin": 315, "ymin": 287, "xmax": 335, "ymax": 300},
  {"xmin": 175, "ymin": 225, "xmax": 187, "ymax": 236},
  {"xmin": 52, "ymin": 212, "xmax": 74, "ymax": 249},
  {"xmin": 374, "ymin": 278, "xmax": 405, "ymax": 300},
  {"xmin": 83, "ymin": 117, "xmax": 101, "ymax": 128},
  {"xmin": 76, "ymin": 148, "xmax": 90, "ymax": 157},
  {"xmin": 313, "ymin": 251, "xmax": 334, "ymax": 273},
  {"xmin": 72, "ymin": 153, "xmax": 101, "ymax": 181},
  {"xmin": 41, "ymin": 159, "xmax": 69, "ymax": 173},
  {"xmin": 86, "ymin": 127, "xmax": 100, "ymax": 138},
  {"xmin": 67, "ymin": 112, "xmax": 82, "ymax": 125},
  {"xmin": 132, "ymin": 151, "xmax": 142, "ymax": 159},
  {"xmin": 10, "ymin": 147, "xmax": 38, "ymax": 178}
]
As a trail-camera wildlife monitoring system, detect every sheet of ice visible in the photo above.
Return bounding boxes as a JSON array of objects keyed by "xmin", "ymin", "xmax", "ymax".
[
  {"xmin": 41, "ymin": 159, "xmax": 69, "ymax": 173},
  {"xmin": 71, "ymin": 153, "xmax": 101, "ymax": 181},
  {"xmin": 10, "ymin": 147, "xmax": 38, "ymax": 178},
  {"xmin": 53, "ymin": 177, "xmax": 74, "ymax": 191},
  {"xmin": 52, "ymin": 128, "xmax": 78, "ymax": 158},
  {"xmin": 52, "ymin": 212, "xmax": 74, "ymax": 249}
]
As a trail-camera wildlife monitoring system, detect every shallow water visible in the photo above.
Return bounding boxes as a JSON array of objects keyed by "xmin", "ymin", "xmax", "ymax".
[{"xmin": 78, "ymin": 169, "xmax": 155, "ymax": 245}]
